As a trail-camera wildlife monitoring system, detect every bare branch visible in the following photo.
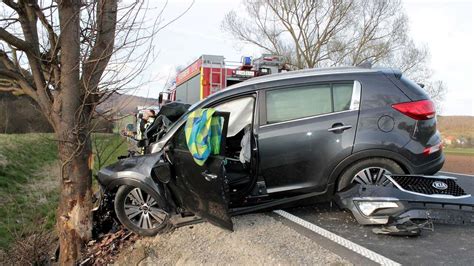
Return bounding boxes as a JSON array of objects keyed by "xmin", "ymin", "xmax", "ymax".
[
  {"xmin": 0, "ymin": 27, "xmax": 30, "ymax": 51},
  {"xmin": 81, "ymin": 0, "xmax": 118, "ymax": 97},
  {"xmin": 2, "ymin": 0, "xmax": 19, "ymax": 11}
]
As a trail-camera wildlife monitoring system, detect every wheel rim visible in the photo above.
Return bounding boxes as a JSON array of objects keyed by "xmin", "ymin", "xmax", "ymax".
[
  {"xmin": 124, "ymin": 188, "xmax": 167, "ymax": 229},
  {"xmin": 351, "ymin": 167, "xmax": 392, "ymax": 186}
]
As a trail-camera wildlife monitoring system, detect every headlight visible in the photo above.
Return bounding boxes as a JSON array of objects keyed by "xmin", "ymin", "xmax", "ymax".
[{"xmin": 356, "ymin": 201, "xmax": 399, "ymax": 216}]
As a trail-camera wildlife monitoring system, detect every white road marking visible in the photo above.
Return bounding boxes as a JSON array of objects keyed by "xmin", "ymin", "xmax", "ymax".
[
  {"xmin": 438, "ymin": 171, "xmax": 474, "ymax": 178},
  {"xmin": 274, "ymin": 210, "xmax": 401, "ymax": 266}
]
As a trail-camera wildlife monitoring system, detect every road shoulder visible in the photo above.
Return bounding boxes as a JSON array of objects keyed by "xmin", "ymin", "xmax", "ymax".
[{"xmin": 114, "ymin": 213, "xmax": 350, "ymax": 265}]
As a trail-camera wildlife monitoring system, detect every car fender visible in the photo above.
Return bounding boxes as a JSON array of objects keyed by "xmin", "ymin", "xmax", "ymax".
[
  {"xmin": 97, "ymin": 152, "xmax": 170, "ymax": 211},
  {"xmin": 327, "ymin": 149, "xmax": 414, "ymax": 187}
]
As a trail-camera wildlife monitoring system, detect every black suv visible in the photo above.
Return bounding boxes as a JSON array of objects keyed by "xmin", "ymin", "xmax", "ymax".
[{"xmin": 98, "ymin": 67, "xmax": 444, "ymax": 235}]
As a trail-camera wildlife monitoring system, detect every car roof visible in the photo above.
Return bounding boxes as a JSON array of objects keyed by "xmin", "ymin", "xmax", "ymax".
[
  {"xmin": 201, "ymin": 66, "xmax": 399, "ymax": 102},
  {"xmin": 234, "ymin": 67, "xmax": 376, "ymax": 88}
]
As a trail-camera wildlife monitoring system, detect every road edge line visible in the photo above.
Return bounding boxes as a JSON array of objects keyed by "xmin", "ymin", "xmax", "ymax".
[
  {"xmin": 438, "ymin": 171, "xmax": 474, "ymax": 178},
  {"xmin": 273, "ymin": 210, "xmax": 400, "ymax": 266}
]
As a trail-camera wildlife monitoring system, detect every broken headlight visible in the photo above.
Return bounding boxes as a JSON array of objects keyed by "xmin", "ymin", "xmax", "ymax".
[{"xmin": 356, "ymin": 201, "xmax": 399, "ymax": 216}]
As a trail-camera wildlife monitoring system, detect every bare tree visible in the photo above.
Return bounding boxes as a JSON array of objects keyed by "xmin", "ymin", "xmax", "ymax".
[
  {"xmin": 0, "ymin": 0, "xmax": 192, "ymax": 263},
  {"xmin": 222, "ymin": 0, "xmax": 446, "ymax": 108}
]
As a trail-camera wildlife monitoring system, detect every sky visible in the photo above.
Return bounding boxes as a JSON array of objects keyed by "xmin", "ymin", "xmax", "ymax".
[{"xmin": 131, "ymin": 0, "xmax": 474, "ymax": 116}]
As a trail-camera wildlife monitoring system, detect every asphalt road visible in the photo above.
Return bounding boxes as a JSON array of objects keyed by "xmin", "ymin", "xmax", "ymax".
[{"xmin": 278, "ymin": 171, "xmax": 474, "ymax": 265}]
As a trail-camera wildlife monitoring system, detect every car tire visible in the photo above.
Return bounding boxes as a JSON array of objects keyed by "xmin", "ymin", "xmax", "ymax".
[
  {"xmin": 114, "ymin": 185, "xmax": 170, "ymax": 236},
  {"xmin": 337, "ymin": 158, "xmax": 405, "ymax": 191}
]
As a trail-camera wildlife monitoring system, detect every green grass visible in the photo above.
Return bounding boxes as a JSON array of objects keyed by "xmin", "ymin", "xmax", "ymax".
[
  {"xmin": 0, "ymin": 134, "xmax": 58, "ymax": 249},
  {"xmin": 443, "ymin": 147, "xmax": 474, "ymax": 157},
  {"xmin": 0, "ymin": 133, "xmax": 127, "ymax": 250},
  {"xmin": 113, "ymin": 115, "xmax": 135, "ymax": 134},
  {"xmin": 92, "ymin": 133, "xmax": 128, "ymax": 174}
]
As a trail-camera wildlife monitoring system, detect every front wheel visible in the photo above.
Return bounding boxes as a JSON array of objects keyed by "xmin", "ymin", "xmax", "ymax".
[
  {"xmin": 114, "ymin": 185, "xmax": 169, "ymax": 236},
  {"xmin": 337, "ymin": 158, "xmax": 405, "ymax": 191}
]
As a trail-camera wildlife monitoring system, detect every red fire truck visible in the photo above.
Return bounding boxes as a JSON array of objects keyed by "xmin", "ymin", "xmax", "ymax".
[{"xmin": 162, "ymin": 54, "xmax": 286, "ymax": 104}]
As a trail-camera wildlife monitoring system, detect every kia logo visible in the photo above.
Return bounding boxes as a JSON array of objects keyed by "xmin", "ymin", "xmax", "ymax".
[{"xmin": 432, "ymin": 181, "xmax": 448, "ymax": 190}]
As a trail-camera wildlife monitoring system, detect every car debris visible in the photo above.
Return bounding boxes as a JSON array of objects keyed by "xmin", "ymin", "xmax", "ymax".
[
  {"xmin": 371, "ymin": 216, "xmax": 434, "ymax": 236},
  {"xmin": 336, "ymin": 175, "xmax": 474, "ymax": 236},
  {"xmin": 80, "ymin": 229, "xmax": 139, "ymax": 265},
  {"xmin": 92, "ymin": 188, "xmax": 120, "ymax": 239}
]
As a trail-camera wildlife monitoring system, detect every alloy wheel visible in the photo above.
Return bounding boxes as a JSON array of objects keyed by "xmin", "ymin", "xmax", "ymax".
[
  {"xmin": 351, "ymin": 167, "xmax": 392, "ymax": 186},
  {"xmin": 123, "ymin": 188, "xmax": 168, "ymax": 230}
]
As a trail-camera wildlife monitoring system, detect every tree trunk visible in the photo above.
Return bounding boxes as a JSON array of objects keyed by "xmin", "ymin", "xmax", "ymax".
[
  {"xmin": 56, "ymin": 128, "xmax": 93, "ymax": 265},
  {"xmin": 56, "ymin": 1, "xmax": 93, "ymax": 264}
]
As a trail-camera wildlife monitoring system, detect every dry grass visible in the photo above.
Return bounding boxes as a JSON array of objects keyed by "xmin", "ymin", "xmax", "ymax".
[{"xmin": 0, "ymin": 228, "xmax": 57, "ymax": 265}]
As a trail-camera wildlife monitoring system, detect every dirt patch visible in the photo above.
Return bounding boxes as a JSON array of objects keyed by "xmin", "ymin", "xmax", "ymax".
[
  {"xmin": 442, "ymin": 154, "xmax": 474, "ymax": 175},
  {"xmin": 114, "ymin": 214, "xmax": 350, "ymax": 265}
]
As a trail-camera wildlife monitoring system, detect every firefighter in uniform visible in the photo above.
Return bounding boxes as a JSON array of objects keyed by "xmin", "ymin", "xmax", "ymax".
[{"xmin": 134, "ymin": 110, "xmax": 155, "ymax": 140}]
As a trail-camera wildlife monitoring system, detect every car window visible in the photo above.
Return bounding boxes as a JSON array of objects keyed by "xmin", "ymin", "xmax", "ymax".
[
  {"xmin": 266, "ymin": 84, "xmax": 332, "ymax": 124},
  {"xmin": 265, "ymin": 81, "xmax": 358, "ymax": 124},
  {"xmin": 333, "ymin": 83, "xmax": 353, "ymax": 112},
  {"xmin": 213, "ymin": 96, "xmax": 254, "ymax": 137}
]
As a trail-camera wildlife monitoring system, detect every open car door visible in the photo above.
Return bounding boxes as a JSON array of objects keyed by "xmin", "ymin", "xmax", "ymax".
[{"xmin": 167, "ymin": 111, "xmax": 233, "ymax": 230}]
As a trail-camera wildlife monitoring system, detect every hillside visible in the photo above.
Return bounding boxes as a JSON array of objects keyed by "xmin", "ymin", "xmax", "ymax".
[
  {"xmin": 98, "ymin": 93, "xmax": 158, "ymax": 115},
  {"xmin": 437, "ymin": 115, "xmax": 474, "ymax": 138}
]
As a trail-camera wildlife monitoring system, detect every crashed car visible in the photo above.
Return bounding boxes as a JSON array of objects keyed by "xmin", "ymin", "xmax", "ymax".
[{"xmin": 97, "ymin": 67, "xmax": 453, "ymax": 236}]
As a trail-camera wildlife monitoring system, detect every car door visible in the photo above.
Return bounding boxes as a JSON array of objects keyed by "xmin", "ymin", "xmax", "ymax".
[
  {"xmin": 257, "ymin": 81, "xmax": 361, "ymax": 194},
  {"xmin": 167, "ymin": 112, "xmax": 233, "ymax": 230}
]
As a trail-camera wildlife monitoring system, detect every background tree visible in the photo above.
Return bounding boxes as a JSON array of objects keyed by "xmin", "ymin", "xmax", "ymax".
[
  {"xmin": 0, "ymin": 0, "xmax": 192, "ymax": 263},
  {"xmin": 222, "ymin": 0, "xmax": 446, "ymax": 110}
]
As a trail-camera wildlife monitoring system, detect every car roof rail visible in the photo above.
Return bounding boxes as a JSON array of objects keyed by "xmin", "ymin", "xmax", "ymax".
[{"xmin": 357, "ymin": 61, "xmax": 372, "ymax": 69}]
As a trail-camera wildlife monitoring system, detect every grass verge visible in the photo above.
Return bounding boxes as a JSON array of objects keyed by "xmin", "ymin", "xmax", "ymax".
[
  {"xmin": 0, "ymin": 134, "xmax": 58, "ymax": 249},
  {"xmin": 0, "ymin": 133, "xmax": 127, "ymax": 251},
  {"xmin": 443, "ymin": 147, "xmax": 474, "ymax": 157}
]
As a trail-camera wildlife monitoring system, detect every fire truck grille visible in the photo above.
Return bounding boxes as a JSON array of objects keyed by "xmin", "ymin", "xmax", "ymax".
[{"xmin": 389, "ymin": 175, "xmax": 468, "ymax": 197}]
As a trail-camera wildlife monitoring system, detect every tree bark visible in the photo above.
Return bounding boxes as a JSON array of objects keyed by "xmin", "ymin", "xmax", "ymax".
[{"xmin": 56, "ymin": 130, "xmax": 93, "ymax": 265}]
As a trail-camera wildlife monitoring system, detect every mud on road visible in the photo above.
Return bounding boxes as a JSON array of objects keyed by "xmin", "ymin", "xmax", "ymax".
[{"xmin": 114, "ymin": 214, "xmax": 350, "ymax": 265}]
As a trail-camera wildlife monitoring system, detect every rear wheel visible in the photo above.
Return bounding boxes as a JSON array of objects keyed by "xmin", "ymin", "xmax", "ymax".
[
  {"xmin": 114, "ymin": 185, "xmax": 169, "ymax": 236},
  {"xmin": 337, "ymin": 158, "xmax": 405, "ymax": 191}
]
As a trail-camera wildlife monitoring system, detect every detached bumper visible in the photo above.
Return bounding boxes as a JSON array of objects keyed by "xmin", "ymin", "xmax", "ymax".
[{"xmin": 336, "ymin": 177, "xmax": 474, "ymax": 226}]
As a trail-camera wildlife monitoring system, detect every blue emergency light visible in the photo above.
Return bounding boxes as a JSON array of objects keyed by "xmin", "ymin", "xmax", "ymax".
[{"xmin": 243, "ymin": 56, "xmax": 252, "ymax": 65}]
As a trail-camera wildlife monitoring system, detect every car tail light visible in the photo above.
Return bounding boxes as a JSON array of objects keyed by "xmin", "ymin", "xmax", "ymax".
[
  {"xmin": 392, "ymin": 100, "xmax": 436, "ymax": 120},
  {"xmin": 423, "ymin": 142, "xmax": 442, "ymax": 156}
]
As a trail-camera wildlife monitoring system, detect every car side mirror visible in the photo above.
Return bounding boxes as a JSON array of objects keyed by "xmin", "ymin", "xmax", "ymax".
[{"xmin": 152, "ymin": 161, "xmax": 171, "ymax": 183}]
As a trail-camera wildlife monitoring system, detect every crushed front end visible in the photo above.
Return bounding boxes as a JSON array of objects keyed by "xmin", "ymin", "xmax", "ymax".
[{"xmin": 336, "ymin": 175, "xmax": 474, "ymax": 235}]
